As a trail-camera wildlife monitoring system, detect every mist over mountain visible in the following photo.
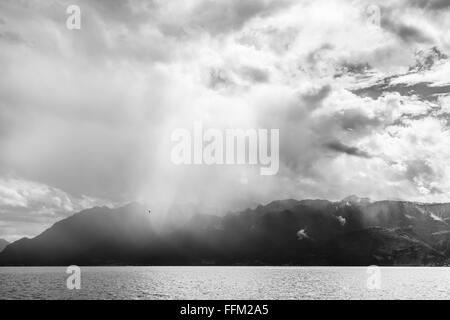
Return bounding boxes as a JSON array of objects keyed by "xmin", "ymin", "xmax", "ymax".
[
  {"xmin": 0, "ymin": 239, "xmax": 9, "ymax": 253},
  {"xmin": 0, "ymin": 197, "xmax": 449, "ymax": 266}
]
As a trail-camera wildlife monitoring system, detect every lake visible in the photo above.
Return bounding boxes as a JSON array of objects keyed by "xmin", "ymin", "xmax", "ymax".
[{"xmin": 0, "ymin": 266, "xmax": 449, "ymax": 300}]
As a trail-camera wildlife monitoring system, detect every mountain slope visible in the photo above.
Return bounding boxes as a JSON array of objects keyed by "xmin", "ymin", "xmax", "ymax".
[
  {"xmin": 0, "ymin": 239, "xmax": 9, "ymax": 253},
  {"xmin": 0, "ymin": 203, "xmax": 156, "ymax": 265},
  {"xmin": 0, "ymin": 198, "xmax": 449, "ymax": 266},
  {"xmin": 326, "ymin": 227, "xmax": 445, "ymax": 266}
]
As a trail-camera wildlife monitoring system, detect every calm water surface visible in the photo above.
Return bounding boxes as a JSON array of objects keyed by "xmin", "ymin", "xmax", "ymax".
[{"xmin": 0, "ymin": 266, "xmax": 449, "ymax": 300}]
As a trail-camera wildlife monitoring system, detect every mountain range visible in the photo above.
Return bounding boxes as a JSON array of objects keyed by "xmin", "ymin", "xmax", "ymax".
[{"xmin": 0, "ymin": 196, "xmax": 449, "ymax": 266}]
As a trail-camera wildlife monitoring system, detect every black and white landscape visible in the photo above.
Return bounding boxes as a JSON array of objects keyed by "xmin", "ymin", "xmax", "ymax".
[{"xmin": 1, "ymin": 0, "xmax": 450, "ymax": 301}]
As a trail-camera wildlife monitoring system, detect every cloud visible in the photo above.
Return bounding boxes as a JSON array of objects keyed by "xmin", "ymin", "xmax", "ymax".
[
  {"xmin": 301, "ymin": 85, "xmax": 332, "ymax": 111},
  {"xmin": 239, "ymin": 66, "xmax": 269, "ymax": 83},
  {"xmin": 337, "ymin": 215, "xmax": 346, "ymax": 226},
  {"xmin": 0, "ymin": 31, "xmax": 25, "ymax": 44},
  {"xmin": 410, "ymin": 0, "xmax": 450, "ymax": 10},
  {"xmin": 0, "ymin": 177, "xmax": 109, "ymax": 241},
  {"xmin": 296, "ymin": 228, "xmax": 309, "ymax": 240},
  {"xmin": 325, "ymin": 141, "xmax": 372, "ymax": 159},
  {"xmin": 382, "ymin": 18, "xmax": 434, "ymax": 44},
  {"xmin": 190, "ymin": 0, "xmax": 294, "ymax": 35}
]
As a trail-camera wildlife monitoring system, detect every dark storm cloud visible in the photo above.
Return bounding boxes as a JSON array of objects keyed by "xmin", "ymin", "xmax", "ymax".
[
  {"xmin": 352, "ymin": 81, "xmax": 450, "ymax": 102},
  {"xmin": 395, "ymin": 24, "xmax": 433, "ymax": 44},
  {"xmin": 255, "ymin": 85, "xmax": 333, "ymax": 174},
  {"xmin": 405, "ymin": 159, "xmax": 434, "ymax": 182},
  {"xmin": 382, "ymin": 19, "xmax": 433, "ymax": 44},
  {"xmin": 240, "ymin": 66, "xmax": 269, "ymax": 83},
  {"xmin": 338, "ymin": 109, "xmax": 383, "ymax": 133},
  {"xmin": 77, "ymin": 0, "xmax": 294, "ymax": 35},
  {"xmin": 325, "ymin": 141, "xmax": 372, "ymax": 159},
  {"xmin": 336, "ymin": 62, "xmax": 372, "ymax": 76},
  {"xmin": 0, "ymin": 31, "xmax": 24, "ymax": 44},
  {"xmin": 410, "ymin": 0, "xmax": 450, "ymax": 10},
  {"xmin": 191, "ymin": 0, "xmax": 294, "ymax": 35},
  {"xmin": 377, "ymin": 4, "xmax": 435, "ymax": 44},
  {"xmin": 78, "ymin": 0, "xmax": 157, "ymax": 28},
  {"xmin": 301, "ymin": 85, "xmax": 332, "ymax": 111},
  {"xmin": 285, "ymin": 85, "xmax": 331, "ymax": 122}
]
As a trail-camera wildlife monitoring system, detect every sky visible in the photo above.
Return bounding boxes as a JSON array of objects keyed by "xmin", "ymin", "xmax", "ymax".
[{"xmin": 1, "ymin": 0, "xmax": 450, "ymax": 241}]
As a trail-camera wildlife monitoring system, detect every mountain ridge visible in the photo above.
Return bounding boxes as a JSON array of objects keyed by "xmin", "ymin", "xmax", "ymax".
[{"xmin": 0, "ymin": 197, "xmax": 449, "ymax": 266}]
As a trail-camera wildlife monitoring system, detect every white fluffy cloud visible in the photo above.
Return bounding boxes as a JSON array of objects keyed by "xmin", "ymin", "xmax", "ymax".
[{"xmin": 0, "ymin": 177, "xmax": 109, "ymax": 241}]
